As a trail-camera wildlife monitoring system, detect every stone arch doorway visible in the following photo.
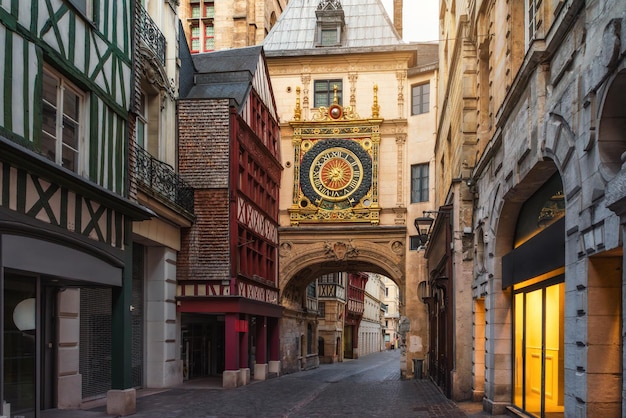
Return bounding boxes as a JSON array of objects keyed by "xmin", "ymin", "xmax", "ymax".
[
  {"xmin": 277, "ymin": 225, "xmax": 407, "ymax": 373},
  {"xmin": 485, "ymin": 157, "xmax": 571, "ymax": 415}
]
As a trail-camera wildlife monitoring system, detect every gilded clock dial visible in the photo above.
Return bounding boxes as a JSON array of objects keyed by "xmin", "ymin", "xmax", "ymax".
[
  {"xmin": 300, "ymin": 139, "xmax": 372, "ymax": 209},
  {"xmin": 310, "ymin": 148, "xmax": 363, "ymax": 201}
]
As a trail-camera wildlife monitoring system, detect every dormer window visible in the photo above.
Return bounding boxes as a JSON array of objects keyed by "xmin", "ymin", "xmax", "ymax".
[{"xmin": 315, "ymin": 0, "xmax": 345, "ymax": 47}]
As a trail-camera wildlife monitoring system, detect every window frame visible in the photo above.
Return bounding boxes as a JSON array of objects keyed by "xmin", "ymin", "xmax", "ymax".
[
  {"xmin": 411, "ymin": 82, "xmax": 430, "ymax": 115},
  {"xmin": 410, "ymin": 163, "xmax": 430, "ymax": 203},
  {"xmin": 41, "ymin": 67, "xmax": 85, "ymax": 174},
  {"xmin": 190, "ymin": 23, "xmax": 200, "ymax": 53},
  {"xmin": 136, "ymin": 91, "xmax": 148, "ymax": 149},
  {"xmin": 527, "ymin": 0, "xmax": 543, "ymax": 44},
  {"xmin": 203, "ymin": 2, "xmax": 214, "ymax": 18},
  {"xmin": 313, "ymin": 79, "xmax": 343, "ymax": 108},
  {"xmin": 204, "ymin": 24, "xmax": 215, "ymax": 52},
  {"xmin": 409, "ymin": 236, "xmax": 422, "ymax": 251}
]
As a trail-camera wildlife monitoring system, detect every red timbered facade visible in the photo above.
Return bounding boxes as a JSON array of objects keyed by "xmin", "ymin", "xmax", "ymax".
[
  {"xmin": 344, "ymin": 272, "xmax": 368, "ymax": 359},
  {"xmin": 177, "ymin": 46, "xmax": 282, "ymax": 388}
]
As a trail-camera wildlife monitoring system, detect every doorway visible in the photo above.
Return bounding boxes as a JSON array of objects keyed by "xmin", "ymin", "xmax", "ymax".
[
  {"xmin": 3, "ymin": 274, "xmax": 57, "ymax": 417},
  {"xmin": 181, "ymin": 314, "xmax": 224, "ymax": 379},
  {"xmin": 514, "ymin": 277, "xmax": 564, "ymax": 417}
]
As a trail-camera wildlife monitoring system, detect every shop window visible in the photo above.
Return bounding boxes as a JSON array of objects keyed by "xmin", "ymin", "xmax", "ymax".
[{"xmin": 514, "ymin": 279, "xmax": 564, "ymax": 416}]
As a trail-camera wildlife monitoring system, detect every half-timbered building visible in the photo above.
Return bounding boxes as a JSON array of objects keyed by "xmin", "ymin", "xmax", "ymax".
[
  {"xmin": 344, "ymin": 272, "xmax": 367, "ymax": 359},
  {"xmin": 0, "ymin": 1, "xmax": 151, "ymax": 415},
  {"xmin": 177, "ymin": 45, "xmax": 283, "ymax": 388}
]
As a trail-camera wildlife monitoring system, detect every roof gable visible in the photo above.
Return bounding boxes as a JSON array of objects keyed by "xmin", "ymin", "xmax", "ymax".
[{"xmin": 184, "ymin": 46, "xmax": 278, "ymax": 120}]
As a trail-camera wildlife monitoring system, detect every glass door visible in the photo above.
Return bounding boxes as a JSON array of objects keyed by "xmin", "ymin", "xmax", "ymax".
[
  {"xmin": 4, "ymin": 275, "xmax": 37, "ymax": 418},
  {"xmin": 514, "ymin": 280, "xmax": 564, "ymax": 418}
]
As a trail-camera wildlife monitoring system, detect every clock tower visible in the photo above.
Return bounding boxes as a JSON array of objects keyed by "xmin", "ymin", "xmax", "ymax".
[{"xmin": 289, "ymin": 85, "xmax": 382, "ymax": 225}]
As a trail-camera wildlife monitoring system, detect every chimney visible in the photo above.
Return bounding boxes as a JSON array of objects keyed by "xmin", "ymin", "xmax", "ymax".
[{"xmin": 393, "ymin": 0, "xmax": 403, "ymax": 39}]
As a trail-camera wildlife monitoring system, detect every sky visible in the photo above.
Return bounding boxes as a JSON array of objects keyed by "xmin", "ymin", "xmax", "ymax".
[{"xmin": 381, "ymin": 0, "xmax": 439, "ymax": 43}]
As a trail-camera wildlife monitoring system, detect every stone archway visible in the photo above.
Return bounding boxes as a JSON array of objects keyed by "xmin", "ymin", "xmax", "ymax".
[{"xmin": 277, "ymin": 224, "xmax": 407, "ymax": 372}]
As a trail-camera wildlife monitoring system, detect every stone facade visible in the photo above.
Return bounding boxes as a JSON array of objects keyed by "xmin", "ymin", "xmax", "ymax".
[
  {"xmin": 435, "ymin": 0, "xmax": 626, "ymax": 416},
  {"xmin": 179, "ymin": 0, "xmax": 289, "ymax": 53},
  {"xmin": 130, "ymin": 0, "xmax": 192, "ymax": 393},
  {"xmin": 359, "ymin": 274, "xmax": 385, "ymax": 356}
]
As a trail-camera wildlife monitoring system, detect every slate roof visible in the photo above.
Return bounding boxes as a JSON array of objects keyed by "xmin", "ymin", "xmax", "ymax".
[
  {"xmin": 184, "ymin": 46, "xmax": 262, "ymax": 107},
  {"xmin": 263, "ymin": 0, "xmax": 411, "ymax": 55},
  {"xmin": 183, "ymin": 45, "xmax": 278, "ymax": 120}
]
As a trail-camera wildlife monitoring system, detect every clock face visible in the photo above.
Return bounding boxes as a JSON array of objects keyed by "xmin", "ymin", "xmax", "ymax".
[
  {"xmin": 300, "ymin": 139, "xmax": 372, "ymax": 209},
  {"xmin": 310, "ymin": 148, "xmax": 362, "ymax": 201}
]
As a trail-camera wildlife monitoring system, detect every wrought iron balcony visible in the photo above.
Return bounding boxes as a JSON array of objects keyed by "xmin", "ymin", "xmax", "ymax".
[
  {"xmin": 135, "ymin": 146, "xmax": 194, "ymax": 214},
  {"xmin": 138, "ymin": 4, "xmax": 166, "ymax": 66}
]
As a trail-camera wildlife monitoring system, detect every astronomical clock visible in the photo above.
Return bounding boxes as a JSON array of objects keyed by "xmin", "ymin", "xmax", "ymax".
[{"xmin": 289, "ymin": 88, "xmax": 382, "ymax": 225}]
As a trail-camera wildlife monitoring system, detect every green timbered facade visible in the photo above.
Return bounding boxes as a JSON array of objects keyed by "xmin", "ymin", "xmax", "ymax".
[
  {"xmin": 0, "ymin": 0, "xmax": 132, "ymax": 192},
  {"xmin": 0, "ymin": 1, "xmax": 150, "ymax": 415}
]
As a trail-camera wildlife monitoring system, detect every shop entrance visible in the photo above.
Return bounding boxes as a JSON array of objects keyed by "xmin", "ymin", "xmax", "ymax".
[
  {"xmin": 514, "ymin": 277, "xmax": 564, "ymax": 417},
  {"xmin": 181, "ymin": 314, "xmax": 224, "ymax": 380},
  {"xmin": 3, "ymin": 273, "xmax": 57, "ymax": 417}
]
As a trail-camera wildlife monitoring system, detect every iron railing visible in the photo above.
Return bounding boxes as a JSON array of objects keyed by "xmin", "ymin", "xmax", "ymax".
[
  {"xmin": 138, "ymin": 4, "xmax": 166, "ymax": 66},
  {"xmin": 135, "ymin": 146, "xmax": 194, "ymax": 213}
]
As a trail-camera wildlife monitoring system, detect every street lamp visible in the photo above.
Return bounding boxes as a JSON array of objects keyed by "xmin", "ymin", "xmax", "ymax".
[{"xmin": 414, "ymin": 215, "xmax": 434, "ymax": 246}]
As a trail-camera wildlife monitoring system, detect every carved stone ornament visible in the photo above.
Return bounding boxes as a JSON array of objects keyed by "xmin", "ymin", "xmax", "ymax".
[{"xmin": 324, "ymin": 241, "xmax": 358, "ymax": 260}]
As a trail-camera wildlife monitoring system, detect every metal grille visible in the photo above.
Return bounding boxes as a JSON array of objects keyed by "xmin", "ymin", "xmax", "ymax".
[
  {"xmin": 80, "ymin": 288, "xmax": 112, "ymax": 398},
  {"xmin": 132, "ymin": 244, "xmax": 145, "ymax": 387}
]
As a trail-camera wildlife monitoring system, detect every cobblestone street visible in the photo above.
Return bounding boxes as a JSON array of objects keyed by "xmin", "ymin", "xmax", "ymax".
[{"xmin": 44, "ymin": 350, "xmax": 507, "ymax": 418}]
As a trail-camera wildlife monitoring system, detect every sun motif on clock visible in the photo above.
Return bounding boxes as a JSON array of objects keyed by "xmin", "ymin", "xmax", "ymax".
[{"xmin": 300, "ymin": 139, "xmax": 372, "ymax": 209}]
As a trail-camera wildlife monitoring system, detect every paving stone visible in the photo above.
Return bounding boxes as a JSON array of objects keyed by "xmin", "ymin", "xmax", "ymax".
[{"xmin": 42, "ymin": 350, "xmax": 508, "ymax": 418}]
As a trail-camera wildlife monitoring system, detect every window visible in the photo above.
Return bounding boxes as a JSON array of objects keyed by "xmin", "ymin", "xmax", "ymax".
[
  {"xmin": 409, "ymin": 236, "xmax": 421, "ymax": 250},
  {"xmin": 321, "ymin": 28, "xmax": 338, "ymax": 46},
  {"xmin": 411, "ymin": 83, "xmax": 430, "ymax": 115},
  {"xmin": 204, "ymin": 25, "xmax": 215, "ymax": 51},
  {"xmin": 42, "ymin": 69, "xmax": 84, "ymax": 172},
  {"xmin": 136, "ymin": 92, "xmax": 147, "ymax": 149},
  {"xmin": 190, "ymin": 24, "xmax": 200, "ymax": 52},
  {"xmin": 314, "ymin": 80, "xmax": 342, "ymax": 108},
  {"xmin": 318, "ymin": 302, "xmax": 326, "ymax": 318},
  {"xmin": 191, "ymin": 3, "xmax": 201, "ymax": 18},
  {"xmin": 411, "ymin": 163, "xmax": 429, "ymax": 203},
  {"xmin": 204, "ymin": 2, "xmax": 214, "ymax": 18},
  {"xmin": 315, "ymin": 0, "xmax": 345, "ymax": 47},
  {"xmin": 527, "ymin": 0, "xmax": 542, "ymax": 42}
]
